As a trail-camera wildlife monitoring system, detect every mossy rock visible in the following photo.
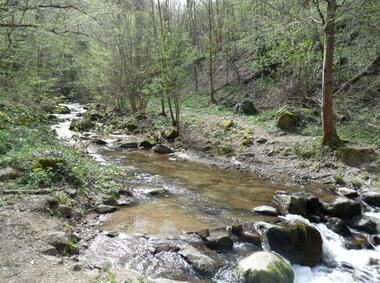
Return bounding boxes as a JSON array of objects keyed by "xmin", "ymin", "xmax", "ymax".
[
  {"xmin": 49, "ymin": 232, "xmax": 79, "ymax": 256},
  {"xmin": 243, "ymin": 128, "xmax": 253, "ymax": 146},
  {"xmin": 140, "ymin": 136, "xmax": 157, "ymax": 148},
  {"xmin": 243, "ymin": 128, "xmax": 253, "ymax": 140},
  {"xmin": 223, "ymin": 119, "xmax": 234, "ymax": 129},
  {"xmin": 340, "ymin": 146, "xmax": 376, "ymax": 167},
  {"xmin": 55, "ymin": 105, "xmax": 71, "ymax": 114},
  {"xmin": 163, "ymin": 127, "xmax": 179, "ymax": 139},
  {"xmin": 276, "ymin": 111, "xmax": 298, "ymax": 130},
  {"xmin": 69, "ymin": 118, "xmax": 95, "ymax": 132},
  {"xmin": 238, "ymin": 251, "xmax": 294, "ymax": 283},
  {"xmin": 264, "ymin": 223, "xmax": 323, "ymax": 267},
  {"xmin": 32, "ymin": 157, "xmax": 63, "ymax": 171}
]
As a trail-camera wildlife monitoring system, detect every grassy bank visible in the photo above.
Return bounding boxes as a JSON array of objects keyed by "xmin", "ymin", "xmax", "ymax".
[{"xmin": 0, "ymin": 97, "xmax": 127, "ymax": 215}]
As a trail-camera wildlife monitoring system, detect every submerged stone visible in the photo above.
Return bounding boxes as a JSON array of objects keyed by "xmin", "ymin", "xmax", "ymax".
[
  {"xmin": 237, "ymin": 251, "xmax": 294, "ymax": 283},
  {"xmin": 153, "ymin": 144, "xmax": 175, "ymax": 155},
  {"xmin": 95, "ymin": 205, "xmax": 118, "ymax": 214},
  {"xmin": 119, "ymin": 142, "xmax": 139, "ymax": 149}
]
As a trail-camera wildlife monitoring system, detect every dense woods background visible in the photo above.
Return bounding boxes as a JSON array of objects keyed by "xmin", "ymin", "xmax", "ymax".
[{"xmin": 0, "ymin": 0, "xmax": 379, "ymax": 145}]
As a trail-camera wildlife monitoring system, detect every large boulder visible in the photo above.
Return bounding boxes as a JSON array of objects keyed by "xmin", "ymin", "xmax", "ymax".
[
  {"xmin": 272, "ymin": 192, "xmax": 321, "ymax": 217},
  {"xmin": 234, "ymin": 100, "xmax": 259, "ymax": 115},
  {"xmin": 339, "ymin": 146, "xmax": 376, "ymax": 167},
  {"xmin": 0, "ymin": 167, "xmax": 19, "ymax": 181},
  {"xmin": 237, "ymin": 251, "xmax": 294, "ymax": 283},
  {"xmin": 276, "ymin": 109, "xmax": 298, "ymax": 131},
  {"xmin": 178, "ymin": 245, "xmax": 218, "ymax": 273},
  {"xmin": 323, "ymin": 198, "xmax": 362, "ymax": 219},
  {"xmin": 361, "ymin": 192, "xmax": 380, "ymax": 207},
  {"xmin": 263, "ymin": 223, "xmax": 323, "ymax": 267}
]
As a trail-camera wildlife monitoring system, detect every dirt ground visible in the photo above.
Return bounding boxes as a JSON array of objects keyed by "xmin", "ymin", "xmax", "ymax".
[
  {"xmin": 178, "ymin": 113, "xmax": 377, "ymax": 187},
  {"xmin": 0, "ymin": 195, "xmax": 99, "ymax": 283}
]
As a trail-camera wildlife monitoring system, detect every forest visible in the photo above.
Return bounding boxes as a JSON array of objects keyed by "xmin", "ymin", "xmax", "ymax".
[{"xmin": 0, "ymin": 1, "xmax": 379, "ymax": 283}]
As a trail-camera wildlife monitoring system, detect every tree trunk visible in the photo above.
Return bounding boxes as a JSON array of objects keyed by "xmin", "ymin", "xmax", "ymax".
[
  {"xmin": 322, "ymin": 0, "xmax": 341, "ymax": 148},
  {"xmin": 208, "ymin": 0, "xmax": 216, "ymax": 103}
]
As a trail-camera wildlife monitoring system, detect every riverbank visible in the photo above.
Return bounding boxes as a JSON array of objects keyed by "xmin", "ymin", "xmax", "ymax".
[
  {"xmin": 1, "ymin": 98, "xmax": 380, "ymax": 283},
  {"xmin": 79, "ymin": 93, "xmax": 379, "ymax": 189}
]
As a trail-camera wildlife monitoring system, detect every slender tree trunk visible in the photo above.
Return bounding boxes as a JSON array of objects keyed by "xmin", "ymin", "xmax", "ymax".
[
  {"xmin": 208, "ymin": 0, "xmax": 216, "ymax": 103},
  {"xmin": 322, "ymin": 0, "xmax": 341, "ymax": 147}
]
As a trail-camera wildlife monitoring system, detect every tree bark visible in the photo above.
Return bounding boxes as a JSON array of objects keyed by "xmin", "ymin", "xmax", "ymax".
[{"xmin": 322, "ymin": 0, "xmax": 341, "ymax": 147}]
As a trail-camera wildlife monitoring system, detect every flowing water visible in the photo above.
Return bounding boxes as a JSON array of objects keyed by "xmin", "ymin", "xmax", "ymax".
[{"xmin": 52, "ymin": 103, "xmax": 380, "ymax": 283}]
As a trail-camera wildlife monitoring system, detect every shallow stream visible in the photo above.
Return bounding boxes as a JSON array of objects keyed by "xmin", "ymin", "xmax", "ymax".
[{"xmin": 52, "ymin": 103, "xmax": 380, "ymax": 283}]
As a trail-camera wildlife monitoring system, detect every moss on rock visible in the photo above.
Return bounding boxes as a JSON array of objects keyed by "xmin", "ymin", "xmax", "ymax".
[
  {"xmin": 163, "ymin": 127, "xmax": 179, "ymax": 139},
  {"xmin": 276, "ymin": 111, "xmax": 298, "ymax": 130},
  {"xmin": 223, "ymin": 119, "xmax": 234, "ymax": 129},
  {"xmin": 238, "ymin": 251, "xmax": 294, "ymax": 283}
]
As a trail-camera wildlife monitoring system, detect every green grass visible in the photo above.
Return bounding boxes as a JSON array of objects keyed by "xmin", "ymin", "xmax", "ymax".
[{"xmin": 0, "ymin": 97, "xmax": 127, "ymax": 212}]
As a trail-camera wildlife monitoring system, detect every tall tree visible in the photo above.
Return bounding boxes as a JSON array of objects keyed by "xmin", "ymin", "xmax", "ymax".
[{"xmin": 321, "ymin": 0, "xmax": 341, "ymax": 147}]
